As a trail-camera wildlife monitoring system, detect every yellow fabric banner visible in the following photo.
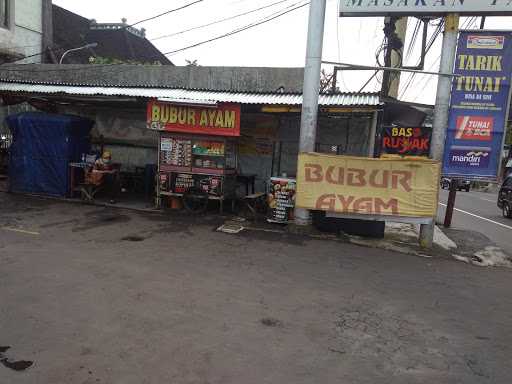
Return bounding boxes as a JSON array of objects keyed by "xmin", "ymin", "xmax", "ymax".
[{"xmin": 296, "ymin": 153, "xmax": 440, "ymax": 218}]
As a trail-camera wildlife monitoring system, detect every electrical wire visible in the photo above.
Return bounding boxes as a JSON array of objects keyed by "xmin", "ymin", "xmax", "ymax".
[
  {"xmin": 151, "ymin": 0, "xmax": 291, "ymax": 41},
  {"xmin": 401, "ymin": 16, "xmax": 474, "ymax": 101},
  {"xmin": 398, "ymin": 20, "xmax": 443, "ymax": 99},
  {"xmin": 1, "ymin": 1, "xmax": 307, "ymax": 71},
  {"xmin": 404, "ymin": 19, "xmax": 421, "ymax": 63},
  {"xmin": 411, "ymin": 53, "xmax": 440, "ymax": 102},
  {"xmin": 2, "ymin": 0, "xmax": 207, "ymax": 66},
  {"xmin": 163, "ymin": 1, "xmax": 310, "ymax": 56},
  {"xmin": 128, "ymin": 0, "xmax": 205, "ymax": 27}
]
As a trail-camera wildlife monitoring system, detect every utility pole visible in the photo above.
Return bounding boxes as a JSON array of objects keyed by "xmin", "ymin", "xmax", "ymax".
[
  {"xmin": 419, "ymin": 14, "xmax": 460, "ymax": 248},
  {"xmin": 295, "ymin": 0, "xmax": 327, "ymax": 226},
  {"xmin": 381, "ymin": 17, "xmax": 407, "ymax": 99}
]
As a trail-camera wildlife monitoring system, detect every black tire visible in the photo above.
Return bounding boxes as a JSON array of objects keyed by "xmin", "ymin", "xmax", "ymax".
[
  {"xmin": 465, "ymin": 186, "xmax": 470, "ymax": 192},
  {"xmin": 503, "ymin": 202, "xmax": 512, "ymax": 218}
]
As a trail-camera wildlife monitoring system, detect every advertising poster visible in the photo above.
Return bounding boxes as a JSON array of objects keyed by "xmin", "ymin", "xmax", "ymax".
[
  {"xmin": 296, "ymin": 153, "xmax": 440, "ymax": 218},
  {"xmin": 239, "ymin": 115, "xmax": 278, "ymax": 156},
  {"xmin": 381, "ymin": 126, "xmax": 431, "ymax": 157},
  {"xmin": 442, "ymin": 31, "xmax": 512, "ymax": 180},
  {"xmin": 267, "ymin": 177, "xmax": 296, "ymax": 223}
]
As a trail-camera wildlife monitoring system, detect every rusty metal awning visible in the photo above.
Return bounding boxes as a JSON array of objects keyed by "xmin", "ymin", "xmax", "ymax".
[{"xmin": 0, "ymin": 82, "xmax": 381, "ymax": 107}]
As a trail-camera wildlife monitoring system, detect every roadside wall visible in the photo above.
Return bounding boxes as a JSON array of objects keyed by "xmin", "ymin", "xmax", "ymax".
[
  {"xmin": 57, "ymin": 105, "xmax": 373, "ymax": 184},
  {"xmin": 238, "ymin": 113, "xmax": 373, "ymax": 191},
  {"xmin": 60, "ymin": 104, "xmax": 158, "ymax": 170}
]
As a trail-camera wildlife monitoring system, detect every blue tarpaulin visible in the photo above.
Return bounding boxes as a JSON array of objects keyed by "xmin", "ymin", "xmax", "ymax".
[{"xmin": 6, "ymin": 112, "xmax": 94, "ymax": 197}]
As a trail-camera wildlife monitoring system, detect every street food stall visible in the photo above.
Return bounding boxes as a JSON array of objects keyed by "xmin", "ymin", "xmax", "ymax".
[{"xmin": 147, "ymin": 100, "xmax": 241, "ymax": 212}]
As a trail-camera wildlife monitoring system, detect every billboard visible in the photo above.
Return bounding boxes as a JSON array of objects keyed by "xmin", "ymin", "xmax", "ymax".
[
  {"xmin": 381, "ymin": 126, "xmax": 431, "ymax": 157},
  {"xmin": 147, "ymin": 101, "xmax": 241, "ymax": 137},
  {"xmin": 339, "ymin": 1, "xmax": 512, "ymax": 16},
  {"xmin": 442, "ymin": 31, "xmax": 512, "ymax": 181},
  {"xmin": 296, "ymin": 153, "xmax": 440, "ymax": 218}
]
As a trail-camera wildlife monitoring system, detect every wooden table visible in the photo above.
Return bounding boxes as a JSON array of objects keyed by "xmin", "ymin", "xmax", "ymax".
[{"xmin": 236, "ymin": 174, "xmax": 257, "ymax": 195}]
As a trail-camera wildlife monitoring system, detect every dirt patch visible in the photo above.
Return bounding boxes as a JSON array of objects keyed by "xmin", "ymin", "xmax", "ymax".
[
  {"xmin": 445, "ymin": 229, "xmax": 511, "ymax": 267},
  {"xmin": 260, "ymin": 317, "xmax": 283, "ymax": 327},
  {"xmin": 121, "ymin": 235, "xmax": 146, "ymax": 242},
  {"xmin": 237, "ymin": 228, "xmax": 308, "ymax": 246},
  {"xmin": 40, "ymin": 218, "xmax": 81, "ymax": 228},
  {"xmin": 72, "ymin": 213, "xmax": 131, "ymax": 232}
]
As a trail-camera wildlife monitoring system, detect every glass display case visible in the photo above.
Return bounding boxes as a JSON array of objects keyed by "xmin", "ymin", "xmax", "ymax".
[
  {"xmin": 158, "ymin": 133, "xmax": 238, "ymax": 212},
  {"xmin": 159, "ymin": 133, "xmax": 237, "ymax": 175}
]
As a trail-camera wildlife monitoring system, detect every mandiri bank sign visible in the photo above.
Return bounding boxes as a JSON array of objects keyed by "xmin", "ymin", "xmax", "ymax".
[{"xmin": 339, "ymin": 0, "xmax": 512, "ymax": 17}]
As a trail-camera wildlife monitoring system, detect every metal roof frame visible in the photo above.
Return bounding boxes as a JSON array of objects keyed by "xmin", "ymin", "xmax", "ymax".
[{"xmin": 0, "ymin": 82, "xmax": 382, "ymax": 108}]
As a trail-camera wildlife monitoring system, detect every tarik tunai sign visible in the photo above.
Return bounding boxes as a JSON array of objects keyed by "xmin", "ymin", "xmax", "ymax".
[{"xmin": 442, "ymin": 31, "xmax": 512, "ymax": 181}]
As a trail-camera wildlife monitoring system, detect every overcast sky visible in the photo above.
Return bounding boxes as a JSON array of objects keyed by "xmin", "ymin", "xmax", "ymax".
[{"xmin": 53, "ymin": 0, "xmax": 511, "ymax": 104}]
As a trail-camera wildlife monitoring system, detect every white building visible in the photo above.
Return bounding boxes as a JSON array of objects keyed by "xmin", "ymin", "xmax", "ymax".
[{"xmin": 0, "ymin": 0, "xmax": 51, "ymax": 64}]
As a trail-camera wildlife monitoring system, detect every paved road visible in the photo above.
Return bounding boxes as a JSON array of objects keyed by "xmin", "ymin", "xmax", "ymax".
[
  {"xmin": 1, "ymin": 192, "xmax": 512, "ymax": 383},
  {"xmin": 438, "ymin": 189, "xmax": 512, "ymax": 254}
]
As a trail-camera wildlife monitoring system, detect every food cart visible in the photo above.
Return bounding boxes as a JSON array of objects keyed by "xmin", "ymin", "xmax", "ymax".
[{"xmin": 147, "ymin": 100, "xmax": 241, "ymax": 212}]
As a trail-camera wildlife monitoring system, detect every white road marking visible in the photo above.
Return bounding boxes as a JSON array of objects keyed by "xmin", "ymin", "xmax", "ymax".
[
  {"xmin": 479, "ymin": 197, "xmax": 497, "ymax": 203},
  {"xmin": 439, "ymin": 203, "xmax": 512, "ymax": 230},
  {"xmin": 1, "ymin": 227, "xmax": 40, "ymax": 236},
  {"xmin": 441, "ymin": 190, "xmax": 496, "ymax": 203}
]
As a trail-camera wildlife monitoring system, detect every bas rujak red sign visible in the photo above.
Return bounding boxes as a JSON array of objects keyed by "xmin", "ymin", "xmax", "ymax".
[{"xmin": 381, "ymin": 126, "xmax": 431, "ymax": 157}]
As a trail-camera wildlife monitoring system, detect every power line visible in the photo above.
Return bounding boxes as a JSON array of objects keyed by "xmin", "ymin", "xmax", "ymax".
[
  {"xmin": 398, "ymin": 20, "xmax": 443, "ymax": 99},
  {"xmin": 128, "ymin": 0, "xmax": 205, "ymax": 27},
  {"xmin": 163, "ymin": 1, "xmax": 310, "ymax": 56},
  {"xmin": 151, "ymin": 0, "xmax": 291, "ymax": 41},
  {"xmin": 401, "ymin": 16, "xmax": 474, "ymax": 100},
  {"xmin": 2, "ymin": 0, "xmax": 207, "ymax": 65},
  {"xmin": 404, "ymin": 19, "xmax": 421, "ymax": 63}
]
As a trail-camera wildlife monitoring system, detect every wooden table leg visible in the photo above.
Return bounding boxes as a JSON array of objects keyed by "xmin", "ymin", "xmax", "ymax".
[{"xmin": 69, "ymin": 167, "xmax": 74, "ymax": 197}]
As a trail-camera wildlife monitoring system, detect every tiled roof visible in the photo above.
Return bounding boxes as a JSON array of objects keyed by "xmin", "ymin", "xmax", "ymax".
[{"xmin": 51, "ymin": 5, "xmax": 172, "ymax": 65}]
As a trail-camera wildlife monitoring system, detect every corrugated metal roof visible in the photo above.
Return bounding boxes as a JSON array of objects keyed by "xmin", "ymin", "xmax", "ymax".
[{"xmin": 0, "ymin": 82, "xmax": 381, "ymax": 107}]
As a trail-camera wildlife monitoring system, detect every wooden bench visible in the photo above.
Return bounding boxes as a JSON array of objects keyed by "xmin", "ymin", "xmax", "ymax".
[{"xmin": 78, "ymin": 183, "xmax": 103, "ymax": 202}]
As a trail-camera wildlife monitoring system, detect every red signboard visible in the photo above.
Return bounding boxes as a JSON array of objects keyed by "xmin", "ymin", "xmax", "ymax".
[
  {"xmin": 146, "ymin": 100, "xmax": 241, "ymax": 137},
  {"xmin": 381, "ymin": 126, "xmax": 431, "ymax": 156},
  {"xmin": 455, "ymin": 115, "xmax": 493, "ymax": 141}
]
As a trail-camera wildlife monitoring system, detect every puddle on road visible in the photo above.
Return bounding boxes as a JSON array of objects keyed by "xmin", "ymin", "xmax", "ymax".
[
  {"xmin": 260, "ymin": 317, "xmax": 283, "ymax": 327},
  {"xmin": 0, "ymin": 346, "xmax": 33, "ymax": 372},
  {"xmin": 121, "ymin": 235, "xmax": 146, "ymax": 242},
  {"xmin": 1, "ymin": 358, "xmax": 33, "ymax": 371},
  {"xmin": 72, "ymin": 214, "xmax": 131, "ymax": 232}
]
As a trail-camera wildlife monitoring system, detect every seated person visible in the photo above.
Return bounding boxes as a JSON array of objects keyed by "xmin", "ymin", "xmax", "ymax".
[
  {"xmin": 94, "ymin": 151, "xmax": 114, "ymax": 171},
  {"xmin": 86, "ymin": 151, "xmax": 120, "ymax": 203}
]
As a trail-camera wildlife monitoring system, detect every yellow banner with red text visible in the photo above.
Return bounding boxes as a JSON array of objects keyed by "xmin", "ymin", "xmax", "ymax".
[{"xmin": 296, "ymin": 153, "xmax": 440, "ymax": 218}]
